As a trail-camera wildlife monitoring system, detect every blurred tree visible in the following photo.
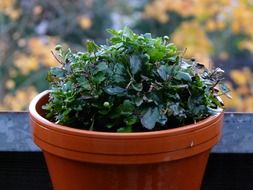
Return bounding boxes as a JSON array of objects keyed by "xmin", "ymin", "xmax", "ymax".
[
  {"xmin": 141, "ymin": 0, "xmax": 253, "ymax": 111},
  {"xmin": 0, "ymin": 0, "xmax": 112, "ymax": 110}
]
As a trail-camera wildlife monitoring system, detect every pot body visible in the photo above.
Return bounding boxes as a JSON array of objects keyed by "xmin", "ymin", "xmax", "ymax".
[{"xmin": 29, "ymin": 91, "xmax": 224, "ymax": 190}]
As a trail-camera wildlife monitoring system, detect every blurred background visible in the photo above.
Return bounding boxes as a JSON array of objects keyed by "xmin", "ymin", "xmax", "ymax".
[{"xmin": 0, "ymin": 0, "xmax": 252, "ymax": 111}]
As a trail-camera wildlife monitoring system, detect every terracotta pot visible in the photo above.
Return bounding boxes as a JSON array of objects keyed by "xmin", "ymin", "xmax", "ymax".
[{"xmin": 29, "ymin": 90, "xmax": 224, "ymax": 190}]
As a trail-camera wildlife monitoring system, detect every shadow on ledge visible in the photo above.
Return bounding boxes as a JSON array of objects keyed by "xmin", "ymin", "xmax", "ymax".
[{"xmin": 0, "ymin": 152, "xmax": 253, "ymax": 190}]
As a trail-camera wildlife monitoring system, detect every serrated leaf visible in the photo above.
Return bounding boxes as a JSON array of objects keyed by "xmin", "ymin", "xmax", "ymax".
[
  {"xmin": 122, "ymin": 26, "xmax": 134, "ymax": 38},
  {"xmin": 157, "ymin": 113, "xmax": 167, "ymax": 126},
  {"xmin": 130, "ymin": 55, "xmax": 141, "ymax": 75},
  {"xmin": 62, "ymin": 81, "xmax": 72, "ymax": 91},
  {"xmin": 134, "ymin": 96, "xmax": 143, "ymax": 106},
  {"xmin": 124, "ymin": 116, "xmax": 138, "ymax": 126},
  {"xmin": 131, "ymin": 82, "xmax": 143, "ymax": 91},
  {"xmin": 145, "ymin": 93, "xmax": 160, "ymax": 105},
  {"xmin": 50, "ymin": 67, "xmax": 65, "ymax": 78},
  {"xmin": 107, "ymin": 28, "xmax": 119, "ymax": 36},
  {"xmin": 93, "ymin": 72, "xmax": 106, "ymax": 84},
  {"xmin": 86, "ymin": 40, "xmax": 98, "ymax": 53},
  {"xmin": 112, "ymin": 63, "xmax": 125, "ymax": 83},
  {"xmin": 96, "ymin": 62, "xmax": 108, "ymax": 72},
  {"xmin": 141, "ymin": 107, "xmax": 160, "ymax": 130},
  {"xmin": 157, "ymin": 65, "xmax": 171, "ymax": 80},
  {"xmin": 77, "ymin": 77, "xmax": 91, "ymax": 90},
  {"xmin": 176, "ymin": 71, "xmax": 192, "ymax": 81},
  {"xmin": 168, "ymin": 103, "xmax": 186, "ymax": 118},
  {"xmin": 117, "ymin": 126, "xmax": 132, "ymax": 132},
  {"xmin": 119, "ymin": 100, "xmax": 135, "ymax": 115},
  {"xmin": 106, "ymin": 124, "xmax": 113, "ymax": 129},
  {"xmin": 104, "ymin": 86, "xmax": 126, "ymax": 95},
  {"xmin": 148, "ymin": 48, "xmax": 164, "ymax": 62}
]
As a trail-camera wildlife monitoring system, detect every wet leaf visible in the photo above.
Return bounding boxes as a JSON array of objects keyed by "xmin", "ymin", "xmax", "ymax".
[
  {"xmin": 104, "ymin": 86, "xmax": 126, "ymax": 95},
  {"xmin": 130, "ymin": 55, "xmax": 141, "ymax": 75},
  {"xmin": 141, "ymin": 107, "xmax": 160, "ymax": 129}
]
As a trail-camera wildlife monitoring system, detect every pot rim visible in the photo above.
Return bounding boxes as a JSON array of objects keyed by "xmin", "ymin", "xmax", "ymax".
[{"xmin": 29, "ymin": 90, "xmax": 224, "ymax": 139}]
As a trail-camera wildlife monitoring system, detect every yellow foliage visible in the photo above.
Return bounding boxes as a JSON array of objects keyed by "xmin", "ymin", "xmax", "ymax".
[
  {"xmin": 12, "ymin": 37, "xmax": 59, "ymax": 75},
  {"xmin": 205, "ymin": 20, "xmax": 217, "ymax": 31},
  {"xmin": 0, "ymin": 87, "xmax": 38, "ymax": 111},
  {"xmin": 239, "ymin": 40, "xmax": 253, "ymax": 53},
  {"xmin": 144, "ymin": 0, "xmax": 230, "ymax": 20},
  {"xmin": 231, "ymin": 3, "xmax": 253, "ymax": 36},
  {"xmin": 144, "ymin": 1, "xmax": 169, "ymax": 23},
  {"xmin": 235, "ymin": 96, "xmax": 253, "ymax": 112},
  {"xmin": 144, "ymin": 0, "xmax": 253, "ymax": 53},
  {"xmin": 172, "ymin": 21, "xmax": 213, "ymax": 66},
  {"xmin": 226, "ymin": 67, "xmax": 253, "ymax": 112},
  {"xmin": 0, "ymin": 0, "xmax": 21, "ymax": 20},
  {"xmin": 78, "ymin": 16, "xmax": 93, "ymax": 29},
  {"xmin": 27, "ymin": 37, "xmax": 59, "ymax": 67},
  {"xmin": 230, "ymin": 69, "xmax": 248, "ymax": 86},
  {"xmin": 5, "ymin": 8, "xmax": 21, "ymax": 20},
  {"xmin": 236, "ymin": 85, "xmax": 250, "ymax": 96},
  {"xmin": 14, "ymin": 53, "xmax": 39, "ymax": 75},
  {"xmin": 0, "ymin": 0, "xmax": 16, "ymax": 11}
]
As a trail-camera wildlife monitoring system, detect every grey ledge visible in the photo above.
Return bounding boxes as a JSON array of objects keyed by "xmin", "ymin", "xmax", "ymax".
[{"xmin": 0, "ymin": 112, "xmax": 252, "ymax": 153}]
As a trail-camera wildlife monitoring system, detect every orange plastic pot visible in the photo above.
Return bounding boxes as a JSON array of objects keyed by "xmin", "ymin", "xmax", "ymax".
[{"xmin": 29, "ymin": 90, "xmax": 224, "ymax": 190}]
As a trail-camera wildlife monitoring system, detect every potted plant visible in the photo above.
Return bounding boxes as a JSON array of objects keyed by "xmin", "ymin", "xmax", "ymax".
[{"xmin": 29, "ymin": 27, "xmax": 228, "ymax": 190}]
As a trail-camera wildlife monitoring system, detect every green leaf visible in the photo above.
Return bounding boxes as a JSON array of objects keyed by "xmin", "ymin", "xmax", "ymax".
[
  {"xmin": 130, "ymin": 55, "xmax": 141, "ymax": 75},
  {"xmin": 55, "ymin": 44, "xmax": 62, "ymax": 51},
  {"xmin": 104, "ymin": 86, "xmax": 126, "ymax": 95},
  {"xmin": 157, "ymin": 65, "xmax": 171, "ymax": 80},
  {"xmin": 107, "ymin": 28, "xmax": 119, "ymax": 36},
  {"xmin": 119, "ymin": 100, "xmax": 135, "ymax": 115},
  {"xmin": 145, "ymin": 93, "xmax": 160, "ymax": 105},
  {"xmin": 124, "ymin": 116, "xmax": 138, "ymax": 126},
  {"xmin": 62, "ymin": 81, "xmax": 72, "ymax": 91},
  {"xmin": 96, "ymin": 62, "xmax": 108, "ymax": 72},
  {"xmin": 77, "ymin": 77, "xmax": 91, "ymax": 90},
  {"xmin": 106, "ymin": 124, "xmax": 113, "ymax": 129},
  {"xmin": 93, "ymin": 72, "xmax": 106, "ymax": 84},
  {"xmin": 168, "ymin": 103, "xmax": 186, "ymax": 118},
  {"xmin": 86, "ymin": 40, "xmax": 98, "ymax": 53},
  {"xmin": 122, "ymin": 26, "xmax": 134, "ymax": 38},
  {"xmin": 109, "ymin": 100, "xmax": 135, "ymax": 119},
  {"xmin": 112, "ymin": 63, "xmax": 125, "ymax": 83},
  {"xmin": 131, "ymin": 82, "xmax": 143, "ymax": 92},
  {"xmin": 46, "ymin": 29, "xmax": 227, "ymax": 132},
  {"xmin": 143, "ymin": 33, "xmax": 152, "ymax": 39},
  {"xmin": 176, "ymin": 71, "xmax": 192, "ymax": 81},
  {"xmin": 50, "ymin": 67, "xmax": 65, "ymax": 78},
  {"xmin": 117, "ymin": 126, "xmax": 132, "ymax": 132},
  {"xmin": 147, "ymin": 48, "xmax": 165, "ymax": 62},
  {"xmin": 134, "ymin": 96, "xmax": 143, "ymax": 106},
  {"xmin": 141, "ymin": 107, "xmax": 160, "ymax": 130},
  {"xmin": 157, "ymin": 113, "xmax": 167, "ymax": 126}
]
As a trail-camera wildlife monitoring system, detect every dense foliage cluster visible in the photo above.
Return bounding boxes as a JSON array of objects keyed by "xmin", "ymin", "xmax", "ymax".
[{"xmin": 43, "ymin": 27, "xmax": 227, "ymax": 132}]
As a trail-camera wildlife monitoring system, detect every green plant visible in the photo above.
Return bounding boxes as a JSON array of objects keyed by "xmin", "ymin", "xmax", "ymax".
[{"xmin": 43, "ymin": 27, "xmax": 228, "ymax": 132}]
